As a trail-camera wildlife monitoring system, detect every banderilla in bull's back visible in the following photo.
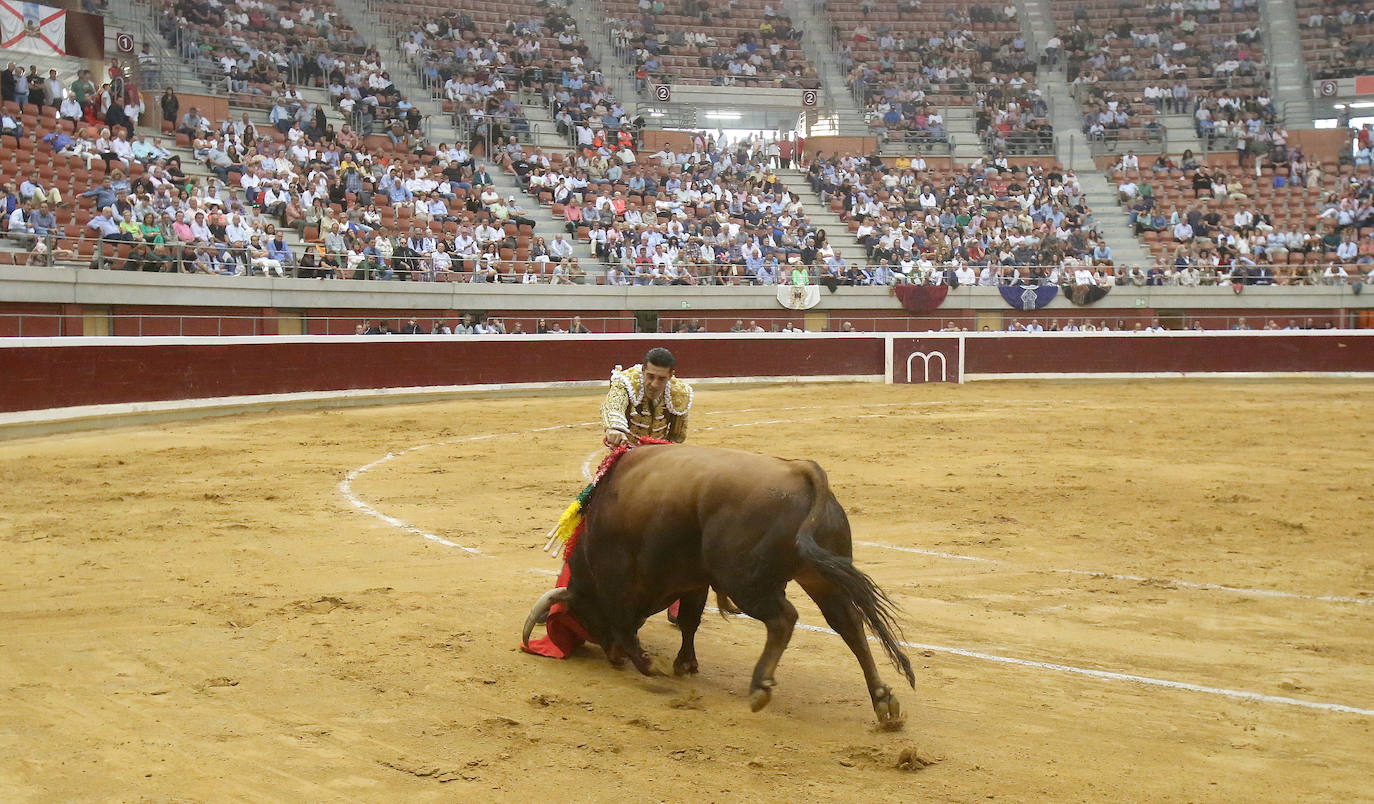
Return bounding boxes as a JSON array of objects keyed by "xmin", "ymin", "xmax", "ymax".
[{"xmin": 523, "ymin": 443, "xmax": 915, "ymax": 727}]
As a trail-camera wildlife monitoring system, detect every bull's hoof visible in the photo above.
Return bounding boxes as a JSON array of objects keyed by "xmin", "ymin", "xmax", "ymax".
[
  {"xmin": 606, "ymin": 644, "xmax": 628, "ymax": 668},
  {"xmin": 872, "ymin": 684, "xmax": 904, "ymax": 730},
  {"xmin": 673, "ymin": 656, "xmax": 699, "ymax": 676},
  {"xmin": 749, "ymin": 680, "xmax": 776, "ymax": 712},
  {"xmin": 631, "ymin": 652, "xmax": 655, "ymax": 677}
]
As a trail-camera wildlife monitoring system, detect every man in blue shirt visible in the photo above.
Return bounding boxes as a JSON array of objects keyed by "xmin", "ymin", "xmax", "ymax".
[
  {"xmin": 87, "ymin": 207, "xmax": 130, "ymax": 242},
  {"xmin": 40, "ymin": 129, "xmax": 73, "ymax": 153},
  {"xmin": 269, "ymin": 100, "xmax": 295, "ymax": 134},
  {"xmin": 131, "ymin": 138, "xmax": 171, "ymax": 163},
  {"xmin": 29, "ymin": 201, "xmax": 57, "ymax": 239},
  {"xmin": 266, "ymin": 233, "xmax": 296, "ymax": 276},
  {"xmin": 379, "ymin": 170, "xmax": 412, "ymax": 204},
  {"xmin": 79, "ymin": 181, "xmax": 118, "ymax": 210},
  {"xmin": 1, "ymin": 111, "xmax": 25, "ymax": 139},
  {"xmin": 19, "ymin": 177, "xmax": 61, "ymax": 206}
]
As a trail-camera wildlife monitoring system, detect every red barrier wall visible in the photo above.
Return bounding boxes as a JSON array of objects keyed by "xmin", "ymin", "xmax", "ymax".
[
  {"xmin": 3, "ymin": 333, "xmax": 1372, "ymax": 415},
  {"xmin": 0, "ymin": 336, "xmax": 884, "ymax": 413},
  {"xmin": 962, "ymin": 333, "xmax": 1374, "ymax": 375},
  {"xmin": 887, "ymin": 332, "xmax": 1374, "ymax": 383}
]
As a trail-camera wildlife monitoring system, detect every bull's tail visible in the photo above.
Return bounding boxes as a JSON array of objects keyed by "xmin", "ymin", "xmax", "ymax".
[{"xmin": 793, "ymin": 461, "xmax": 916, "ymax": 688}]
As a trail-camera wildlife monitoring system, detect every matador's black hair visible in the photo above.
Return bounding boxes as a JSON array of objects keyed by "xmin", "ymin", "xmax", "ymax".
[{"xmin": 644, "ymin": 347, "xmax": 676, "ymax": 370}]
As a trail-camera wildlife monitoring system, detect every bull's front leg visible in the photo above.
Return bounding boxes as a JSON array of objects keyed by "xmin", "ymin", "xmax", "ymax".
[
  {"xmin": 671, "ymin": 587, "xmax": 709, "ymax": 675},
  {"xmin": 608, "ymin": 608, "xmax": 655, "ymax": 676}
]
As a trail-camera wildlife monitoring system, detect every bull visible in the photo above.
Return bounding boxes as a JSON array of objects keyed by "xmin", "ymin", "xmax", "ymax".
[{"xmin": 523, "ymin": 444, "xmax": 915, "ymax": 725}]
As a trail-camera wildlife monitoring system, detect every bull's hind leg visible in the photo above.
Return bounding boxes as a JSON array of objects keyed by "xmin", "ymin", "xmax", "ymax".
[
  {"xmin": 672, "ymin": 587, "xmax": 708, "ymax": 675},
  {"xmin": 730, "ymin": 588, "xmax": 798, "ymax": 712},
  {"xmin": 799, "ymin": 578, "xmax": 903, "ymax": 727}
]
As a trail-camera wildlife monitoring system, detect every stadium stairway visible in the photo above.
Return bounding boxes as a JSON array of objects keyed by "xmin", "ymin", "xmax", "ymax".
[
  {"xmin": 1019, "ymin": 0, "xmax": 1155, "ymax": 271},
  {"xmin": 1019, "ymin": 0, "xmax": 1156, "ymax": 279},
  {"xmin": 331, "ymin": 0, "xmax": 462, "ymax": 147},
  {"xmin": 105, "ymin": 0, "xmax": 213, "ymax": 94},
  {"xmin": 1044, "ymin": 75, "xmax": 1096, "ymax": 173},
  {"xmin": 781, "ymin": 0, "xmax": 869, "ymax": 136},
  {"xmin": 564, "ymin": 0, "xmax": 639, "ymax": 117},
  {"xmin": 1258, "ymin": 0, "xmax": 1315, "ymax": 129},
  {"xmin": 1019, "ymin": 0, "xmax": 1095, "ymax": 173},
  {"xmin": 328, "ymin": 0, "xmax": 597, "ymax": 270},
  {"xmin": 774, "ymin": 168, "xmax": 869, "ymax": 270},
  {"xmin": 1159, "ymin": 113, "xmax": 1204, "ymax": 155},
  {"xmin": 945, "ymin": 107, "xmax": 984, "ymax": 162},
  {"xmin": 1079, "ymin": 179, "xmax": 1154, "ymax": 269},
  {"xmin": 334, "ymin": 0, "xmax": 572, "ymax": 154}
]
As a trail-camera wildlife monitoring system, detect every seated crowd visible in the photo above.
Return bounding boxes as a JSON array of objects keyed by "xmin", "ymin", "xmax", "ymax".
[
  {"xmin": 382, "ymin": 0, "xmax": 645, "ymax": 157},
  {"xmin": 2, "ymin": 78, "xmax": 574, "ymax": 281},
  {"xmin": 808, "ymin": 151, "xmax": 1121, "ymax": 286},
  {"xmin": 1110, "ymin": 140, "xmax": 1374, "ymax": 285},
  {"xmin": 833, "ymin": 1, "xmax": 1034, "ymax": 153},
  {"xmin": 607, "ymin": 0, "xmax": 819, "ymax": 88},
  {"xmin": 2, "ymin": 0, "xmax": 1368, "ymax": 293},
  {"xmin": 1297, "ymin": 0, "xmax": 1374, "ymax": 80},
  {"xmin": 1054, "ymin": 0, "xmax": 1270, "ymax": 150},
  {"xmin": 509, "ymin": 133, "xmax": 844, "ymax": 285},
  {"xmin": 976, "ymin": 83, "xmax": 1054, "ymax": 156},
  {"xmin": 389, "ymin": 3, "xmax": 557, "ymax": 143},
  {"xmin": 159, "ymin": 0, "xmax": 422, "ymax": 142}
]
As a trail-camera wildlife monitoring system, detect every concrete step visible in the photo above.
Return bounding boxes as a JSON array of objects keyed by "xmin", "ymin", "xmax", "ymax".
[
  {"xmin": 776, "ymin": 169, "xmax": 869, "ymax": 267},
  {"xmin": 783, "ymin": 0, "xmax": 867, "ymax": 135},
  {"xmin": 1260, "ymin": 0, "xmax": 1315, "ymax": 127},
  {"xmin": 566, "ymin": 0, "xmax": 639, "ymax": 115}
]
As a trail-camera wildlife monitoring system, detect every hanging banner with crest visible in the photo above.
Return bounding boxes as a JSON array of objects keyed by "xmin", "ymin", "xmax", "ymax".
[{"xmin": 0, "ymin": 1, "xmax": 67, "ymax": 56}]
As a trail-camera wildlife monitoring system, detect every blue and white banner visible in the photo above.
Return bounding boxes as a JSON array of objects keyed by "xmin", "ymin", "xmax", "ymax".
[
  {"xmin": 998, "ymin": 283, "xmax": 1058, "ymax": 310},
  {"xmin": 0, "ymin": 1, "xmax": 66, "ymax": 56}
]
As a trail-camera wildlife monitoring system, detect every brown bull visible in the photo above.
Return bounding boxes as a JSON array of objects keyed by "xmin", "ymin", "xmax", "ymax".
[{"xmin": 523, "ymin": 444, "xmax": 915, "ymax": 725}]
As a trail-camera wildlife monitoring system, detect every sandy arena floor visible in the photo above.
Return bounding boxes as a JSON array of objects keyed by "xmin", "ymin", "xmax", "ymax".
[{"xmin": 1, "ymin": 379, "xmax": 1372, "ymax": 802}]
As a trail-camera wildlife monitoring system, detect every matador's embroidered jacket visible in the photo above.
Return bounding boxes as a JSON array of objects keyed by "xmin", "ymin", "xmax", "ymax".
[{"xmin": 599, "ymin": 364, "xmax": 693, "ymax": 443}]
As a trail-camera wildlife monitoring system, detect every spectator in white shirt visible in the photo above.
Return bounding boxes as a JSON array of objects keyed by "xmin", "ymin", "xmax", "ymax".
[{"xmin": 549, "ymin": 234, "xmax": 575, "ymax": 260}]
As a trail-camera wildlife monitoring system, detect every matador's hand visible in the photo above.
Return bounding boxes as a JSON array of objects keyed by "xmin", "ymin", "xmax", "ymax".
[{"xmin": 604, "ymin": 428, "xmax": 630, "ymax": 448}]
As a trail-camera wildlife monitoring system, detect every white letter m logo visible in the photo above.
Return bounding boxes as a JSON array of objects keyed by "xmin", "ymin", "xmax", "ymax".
[{"xmin": 905, "ymin": 351, "xmax": 947, "ymax": 382}]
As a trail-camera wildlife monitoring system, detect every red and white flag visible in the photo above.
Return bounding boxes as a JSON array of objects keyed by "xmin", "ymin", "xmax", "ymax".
[{"xmin": 0, "ymin": 1, "xmax": 67, "ymax": 57}]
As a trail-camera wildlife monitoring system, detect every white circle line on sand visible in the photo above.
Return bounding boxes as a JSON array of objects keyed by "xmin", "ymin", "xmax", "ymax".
[
  {"xmin": 347, "ymin": 408, "xmax": 1374, "ymax": 604},
  {"xmin": 341, "ymin": 421, "xmax": 604, "ymax": 553},
  {"xmin": 336, "ymin": 409, "xmax": 1374, "ymax": 718},
  {"xmin": 745, "ymin": 615, "xmax": 1374, "ymax": 718},
  {"xmin": 339, "ymin": 430, "xmax": 555, "ymax": 556},
  {"xmin": 857, "ymin": 541, "xmax": 1374, "ymax": 606}
]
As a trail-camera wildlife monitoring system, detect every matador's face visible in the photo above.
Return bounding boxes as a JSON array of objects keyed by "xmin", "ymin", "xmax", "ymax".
[{"xmin": 642, "ymin": 362, "xmax": 672, "ymax": 401}]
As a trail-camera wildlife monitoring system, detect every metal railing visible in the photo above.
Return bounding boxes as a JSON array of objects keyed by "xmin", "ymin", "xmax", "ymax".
[
  {"xmin": 0, "ymin": 310, "xmax": 1355, "ymax": 337},
  {"xmin": 6, "ymin": 239, "xmax": 1372, "ymax": 287}
]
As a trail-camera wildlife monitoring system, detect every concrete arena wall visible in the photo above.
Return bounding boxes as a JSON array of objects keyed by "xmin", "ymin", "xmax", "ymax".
[{"xmin": 6, "ymin": 332, "xmax": 1374, "ymax": 417}]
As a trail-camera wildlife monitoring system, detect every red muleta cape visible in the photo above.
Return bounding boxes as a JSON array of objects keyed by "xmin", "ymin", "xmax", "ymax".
[{"xmin": 522, "ymin": 438, "xmax": 672, "ymax": 659}]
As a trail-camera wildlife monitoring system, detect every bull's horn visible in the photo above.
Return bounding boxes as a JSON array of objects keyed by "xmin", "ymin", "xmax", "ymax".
[{"xmin": 522, "ymin": 587, "xmax": 572, "ymax": 647}]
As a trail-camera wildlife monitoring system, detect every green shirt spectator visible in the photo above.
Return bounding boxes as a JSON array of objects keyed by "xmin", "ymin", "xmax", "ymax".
[{"xmin": 70, "ymin": 75, "xmax": 95, "ymax": 105}]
